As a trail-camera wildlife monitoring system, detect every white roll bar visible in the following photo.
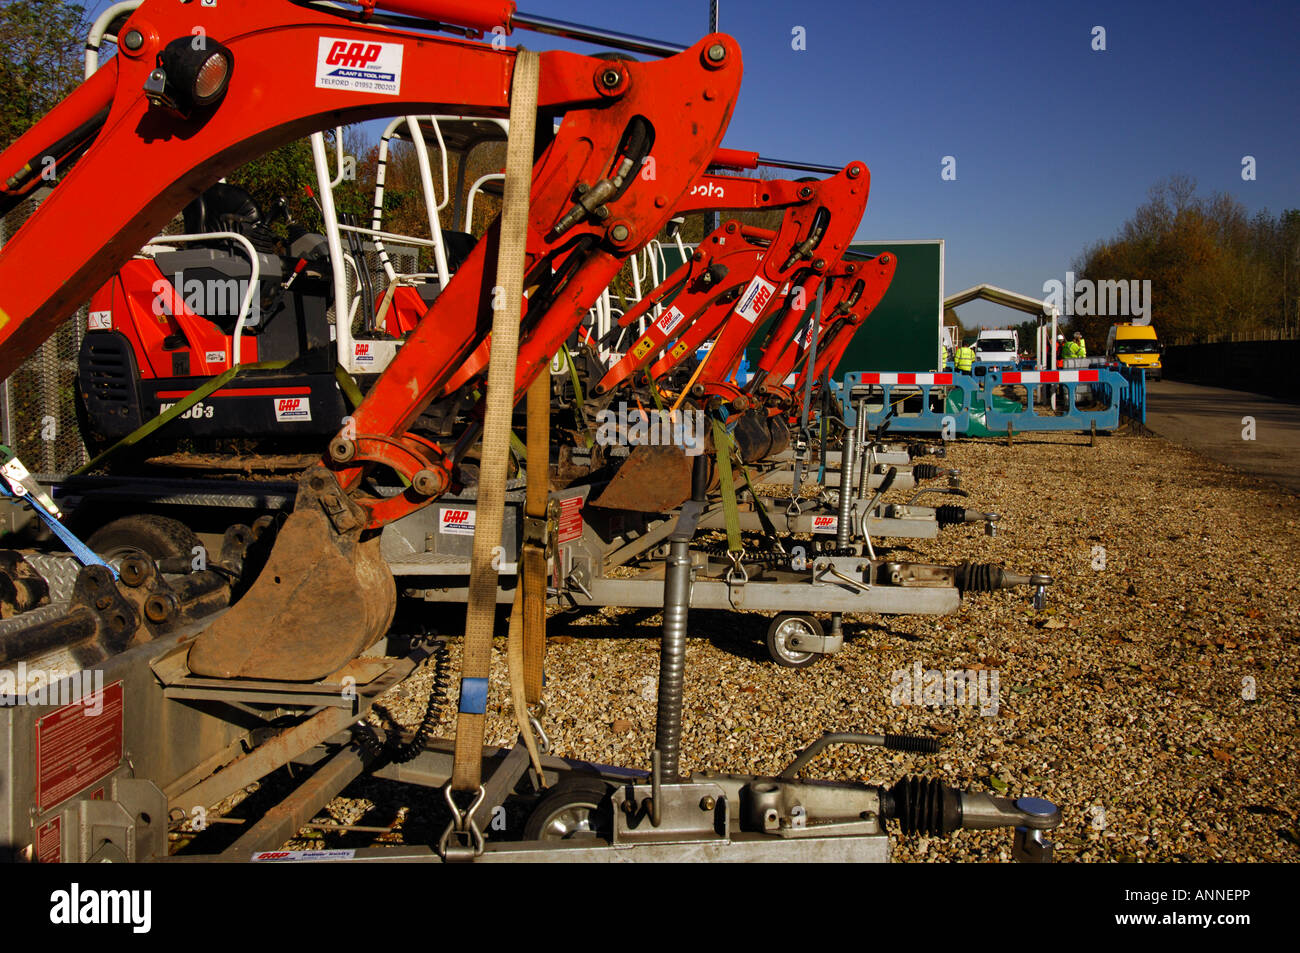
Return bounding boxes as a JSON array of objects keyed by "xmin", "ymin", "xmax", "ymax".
[
  {"xmin": 85, "ymin": 1, "xmax": 143, "ymax": 78},
  {"xmin": 404, "ymin": 116, "xmax": 452, "ymax": 288},
  {"xmin": 464, "ymin": 173, "xmax": 506, "ymax": 231},
  {"xmin": 310, "ymin": 132, "xmax": 354, "ymax": 369}
]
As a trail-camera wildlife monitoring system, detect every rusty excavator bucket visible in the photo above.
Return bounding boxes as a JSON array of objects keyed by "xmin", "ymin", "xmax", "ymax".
[
  {"xmin": 589, "ymin": 407, "xmax": 788, "ymax": 513},
  {"xmin": 588, "ymin": 443, "xmax": 703, "ymax": 513},
  {"xmin": 186, "ymin": 469, "xmax": 395, "ymax": 682}
]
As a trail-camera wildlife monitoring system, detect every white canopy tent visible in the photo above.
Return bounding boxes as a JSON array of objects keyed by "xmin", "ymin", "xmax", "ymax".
[{"xmin": 944, "ymin": 283, "xmax": 1060, "ymax": 370}]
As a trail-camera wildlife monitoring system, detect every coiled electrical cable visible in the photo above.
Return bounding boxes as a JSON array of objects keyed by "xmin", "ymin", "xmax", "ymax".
[{"xmin": 353, "ymin": 637, "xmax": 451, "ymax": 764}]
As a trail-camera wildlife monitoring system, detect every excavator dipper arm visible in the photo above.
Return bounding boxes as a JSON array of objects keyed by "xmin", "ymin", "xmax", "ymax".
[
  {"xmin": 791, "ymin": 254, "xmax": 898, "ymax": 397},
  {"xmin": 761, "ymin": 253, "xmax": 893, "ymax": 399}
]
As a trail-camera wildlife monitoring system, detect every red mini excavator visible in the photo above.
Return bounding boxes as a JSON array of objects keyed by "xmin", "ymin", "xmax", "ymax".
[
  {"xmin": 0, "ymin": 0, "xmax": 744, "ymax": 680},
  {"xmin": 75, "ymin": 115, "xmax": 508, "ymax": 454},
  {"xmin": 0, "ymin": 2, "xmax": 1069, "ymax": 865},
  {"xmin": 77, "ymin": 181, "xmax": 349, "ymax": 449}
]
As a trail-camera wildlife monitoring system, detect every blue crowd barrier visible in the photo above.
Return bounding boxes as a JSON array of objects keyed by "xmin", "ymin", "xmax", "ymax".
[
  {"xmin": 1118, "ymin": 366, "xmax": 1147, "ymax": 424},
  {"xmin": 839, "ymin": 371, "xmax": 977, "ymax": 435},
  {"xmin": 979, "ymin": 368, "xmax": 1122, "ymax": 432}
]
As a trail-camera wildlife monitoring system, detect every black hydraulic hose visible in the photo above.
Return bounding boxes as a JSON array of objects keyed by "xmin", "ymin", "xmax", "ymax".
[
  {"xmin": 342, "ymin": 212, "xmax": 376, "ymax": 332},
  {"xmin": 1, "ymin": 106, "xmax": 111, "ymax": 218},
  {"xmin": 3, "ymin": 106, "xmax": 110, "ymax": 193}
]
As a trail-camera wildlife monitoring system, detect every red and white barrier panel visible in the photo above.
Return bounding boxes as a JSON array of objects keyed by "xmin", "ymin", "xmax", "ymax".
[
  {"xmin": 1000, "ymin": 370, "xmax": 1099, "ymax": 384},
  {"xmin": 856, "ymin": 373, "xmax": 954, "ymax": 385}
]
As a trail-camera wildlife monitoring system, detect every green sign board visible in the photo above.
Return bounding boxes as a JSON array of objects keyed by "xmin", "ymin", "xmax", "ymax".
[{"xmin": 837, "ymin": 240, "xmax": 943, "ymax": 373}]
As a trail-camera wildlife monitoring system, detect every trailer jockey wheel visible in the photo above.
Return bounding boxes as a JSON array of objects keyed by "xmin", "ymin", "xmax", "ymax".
[
  {"xmin": 766, "ymin": 614, "xmax": 823, "ymax": 668},
  {"xmin": 523, "ymin": 776, "xmax": 614, "ymax": 842}
]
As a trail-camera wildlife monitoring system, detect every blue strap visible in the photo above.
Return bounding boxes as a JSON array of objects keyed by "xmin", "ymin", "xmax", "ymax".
[
  {"xmin": 0, "ymin": 478, "xmax": 116, "ymax": 578},
  {"xmin": 458, "ymin": 677, "xmax": 489, "ymax": 715}
]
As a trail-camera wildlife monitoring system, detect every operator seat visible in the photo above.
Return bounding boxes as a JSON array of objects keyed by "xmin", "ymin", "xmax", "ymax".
[
  {"xmin": 182, "ymin": 183, "xmax": 279, "ymax": 255},
  {"xmin": 442, "ymin": 230, "xmax": 478, "ymax": 273}
]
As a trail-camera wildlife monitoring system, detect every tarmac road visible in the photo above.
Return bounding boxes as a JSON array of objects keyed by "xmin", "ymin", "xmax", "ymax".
[{"xmin": 1144, "ymin": 379, "xmax": 1300, "ymax": 493}]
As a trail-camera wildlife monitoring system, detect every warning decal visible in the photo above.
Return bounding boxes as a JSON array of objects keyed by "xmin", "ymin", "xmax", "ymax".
[
  {"xmin": 36, "ymin": 817, "xmax": 61, "ymax": 864},
  {"xmin": 87, "ymin": 311, "xmax": 112, "ymax": 331},
  {"xmin": 558, "ymin": 496, "xmax": 584, "ymax": 543},
  {"xmin": 35, "ymin": 681, "xmax": 123, "ymax": 812}
]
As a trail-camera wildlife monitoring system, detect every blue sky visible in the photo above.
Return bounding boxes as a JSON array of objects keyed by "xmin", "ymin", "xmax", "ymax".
[{"xmin": 84, "ymin": 0, "xmax": 1299, "ymax": 327}]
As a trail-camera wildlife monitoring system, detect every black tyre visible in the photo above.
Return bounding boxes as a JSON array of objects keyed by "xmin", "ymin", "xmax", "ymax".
[
  {"xmin": 523, "ymin": 776, "xmax": 614, "ymax": 842},
  {"xmin": 87, "ymin": 514, "xmax": 202, "ymax": 562},
  {"xmin": 765, "ymin": 613, "xmax": 823, "ymax": 668}
]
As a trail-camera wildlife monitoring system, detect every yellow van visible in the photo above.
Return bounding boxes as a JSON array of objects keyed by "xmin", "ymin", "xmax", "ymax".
[{"xmin": 1106, "ymin": 323, "xmax": 1162, "ymax": 380}]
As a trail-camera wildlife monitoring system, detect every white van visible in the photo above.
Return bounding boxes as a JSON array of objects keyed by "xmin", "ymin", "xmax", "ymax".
[{"xmin": 974, "ymin": 328, "xmax": 1018, "ymax": 366}]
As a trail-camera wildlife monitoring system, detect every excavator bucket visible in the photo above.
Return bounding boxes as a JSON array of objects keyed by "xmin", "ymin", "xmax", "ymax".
[
  {"xmin": 186, "ymin": 475, "xmax": 395, "ymax": 681},
  {"xmin": 588, "ymin": 444, "xmax": 701, "ymax": 513}
]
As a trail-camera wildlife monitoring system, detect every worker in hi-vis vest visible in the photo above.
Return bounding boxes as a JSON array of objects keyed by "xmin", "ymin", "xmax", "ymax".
[
  {"xmin": 940, "ymin": 340, "xmax": 948, "ymax": 369},
  {"xmin": 954, "ymin": 342, "xmax": 975, "ymax": 373},
  {"xmin": 1071, "ymin": 331, "xmax": 1087, "ymax": 358}
]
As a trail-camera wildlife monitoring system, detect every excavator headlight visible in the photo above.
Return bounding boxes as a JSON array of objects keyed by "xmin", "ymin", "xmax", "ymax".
[
  {"xmin": 192, "ymin": 51, "xmax": 232, "ymax": 105},
  {"xmin": 144, "ymin": 37, "xmax": 233, "ymax": 117}
]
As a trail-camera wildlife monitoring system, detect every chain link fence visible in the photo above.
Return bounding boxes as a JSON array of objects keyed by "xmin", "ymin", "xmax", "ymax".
[{"xmin": 0, "ymin": 187, "xmax": 89, "ymax": 477}]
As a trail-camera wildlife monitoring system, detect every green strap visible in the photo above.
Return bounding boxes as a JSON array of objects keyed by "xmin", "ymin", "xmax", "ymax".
[
  {"xmin": 711, "ymin": 417, "xmax": 742, "ymax": 557},
  {"xmin": 739, "ymin": 459, "xmax": 780, "ymax": 543},
  {"xmin": 550, "ymin": 347, "xmax": 595, "ymax": 450},
  {"xmin": 561, "ymin": 348, "xmax": 585, "ymax": 417},
  {"xmin": 559, "ymin": 348, "xmax": 593, "ymax": 449},
  {"xmin": 72, "ymin": 359, "xmax": 291, "ymax": 475},
  {"xmin": 333, "ymin": 363, "xmax": 364, "ymax": 408}
]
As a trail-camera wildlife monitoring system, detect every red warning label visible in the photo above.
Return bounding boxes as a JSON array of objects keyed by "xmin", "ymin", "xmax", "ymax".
[
  {"xmin": 558, "ymin": 496, "xmax": 584, "ymax": 543},
  {"xmin": 35, "ymin": 681, "xmax": 123, "ymax": 812},
  {"xmin": 36, "ymin": 817, "xmax": 60, "ymax": 864}
]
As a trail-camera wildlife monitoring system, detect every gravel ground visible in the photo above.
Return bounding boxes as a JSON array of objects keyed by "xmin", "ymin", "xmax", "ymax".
[{"xmin": 264, "ymin": 428, "xmax": 1300, "ymax": 862}]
